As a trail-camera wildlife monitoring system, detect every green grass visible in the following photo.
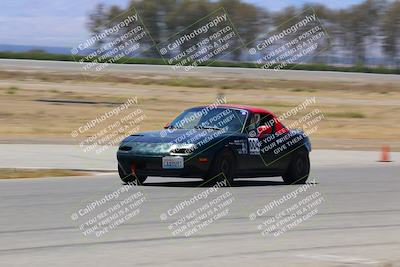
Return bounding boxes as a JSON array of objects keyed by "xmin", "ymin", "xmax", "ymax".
[
  {"xmin": 6, "ymin": 86, "xmax": 19, "ymax": 95},
  {"xmin": 291, "ymin": 88, "xmax": 317, "ymax": 93},
  {"xmin": 327, "ymin": 112, "xmax": 366, "ymax": 119},
  {"xmin": 0, "ymin": 51, "xmax": 399, "ymax": 75}
]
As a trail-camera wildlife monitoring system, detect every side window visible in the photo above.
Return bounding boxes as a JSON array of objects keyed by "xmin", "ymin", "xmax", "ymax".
[
  {"xmin": 247, "ymin": 112, "xmax": 278, "ymax": 136},
  {"xmin": 252, "ymin": 113, "xmax": 261, "ymax": 127},
  {"xmin": 259, "ymin": 114, "xmax": 275, "ymax": 133},
  {"xmin": 248, "ymin": 113, "xmax": 261, "ymax": 133}
]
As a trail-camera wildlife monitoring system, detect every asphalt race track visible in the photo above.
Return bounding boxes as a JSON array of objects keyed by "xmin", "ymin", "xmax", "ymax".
[
  {"xmin": 1, "ymin": 58, "xmax": 400, "ymax": 83},
  {"xmin": 0, "ymin": 164, "xmax": 399, "ymax": 267}
]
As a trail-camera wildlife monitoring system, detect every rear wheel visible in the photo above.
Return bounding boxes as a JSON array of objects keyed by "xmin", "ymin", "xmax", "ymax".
[
  {"xmin": 282, "ymin": 149, "xmax": 310, "ymax": 184},
  {"xmin": 205, "ymin": 149, "xmax": 235, "ymax": 185},
  {"xmin": 118, "ymin": 165, "xmax": 147, "ymax": 185}
]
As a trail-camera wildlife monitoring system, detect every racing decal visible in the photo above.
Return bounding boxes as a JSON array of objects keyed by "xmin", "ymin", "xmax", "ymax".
[
  {"xmin": 229, "ymin": 139, "xmax": 248, "ymax": 155},
  {"xmin": 248, "ymin": 138, "xmax": 260, "ymax": 155},
  {"xmin": 248, "ymin": 130, "xmax": 257, "ymax": 138}
]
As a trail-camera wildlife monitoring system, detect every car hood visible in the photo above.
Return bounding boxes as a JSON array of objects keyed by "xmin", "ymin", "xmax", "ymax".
[
  {"xmin": 119, "ymin": 129, "xmax": 230, "ymax": 155},
  {"xmin": 121, "ymin": 129, "xmax": 226, "ymax": 144}
]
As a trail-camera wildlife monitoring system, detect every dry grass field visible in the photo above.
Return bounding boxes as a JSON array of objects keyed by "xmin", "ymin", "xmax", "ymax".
[{"xmin": 0, "ymin": 69, "xmax": 399, "ymax": 150}]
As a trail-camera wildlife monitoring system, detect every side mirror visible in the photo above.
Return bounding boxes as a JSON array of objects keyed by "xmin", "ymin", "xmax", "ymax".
[{"xmin": 257, "ymin": 125, "xmax": 272, "ymax": 138}]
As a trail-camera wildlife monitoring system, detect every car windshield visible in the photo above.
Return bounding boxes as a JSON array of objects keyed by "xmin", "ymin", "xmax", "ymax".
[{"xmin": 168, "ymin": 107, "xmax": 248, "ymax": 132}]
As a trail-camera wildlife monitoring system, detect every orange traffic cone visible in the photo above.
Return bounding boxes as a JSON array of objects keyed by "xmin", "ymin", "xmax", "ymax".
[{"xmin": 379, "ymin": 145, "xmax": 391, "ymax": 162}]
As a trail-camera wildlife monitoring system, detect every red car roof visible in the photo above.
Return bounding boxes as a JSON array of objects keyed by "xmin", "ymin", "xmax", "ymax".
[
  {"xmin": 193, "ymin": 104, "xmax": 275, "ymax": 116},
  {"xmin": 215, "ymin": 104, "xmax": 275, "ymax": 115}
]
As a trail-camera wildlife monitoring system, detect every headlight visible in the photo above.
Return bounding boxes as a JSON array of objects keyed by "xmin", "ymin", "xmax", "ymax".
[{"xmin": 170, "ymin": 143, "xmax": 197, "ymax": 155}]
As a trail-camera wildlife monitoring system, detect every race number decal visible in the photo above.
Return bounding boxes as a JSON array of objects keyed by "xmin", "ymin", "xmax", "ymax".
[{"xmin": 248, "ymin": 138, "xmax": 260, "ymax": 155}]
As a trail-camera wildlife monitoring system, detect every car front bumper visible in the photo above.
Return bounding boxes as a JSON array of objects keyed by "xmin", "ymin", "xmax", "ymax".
[{"xmin": 117, "ymin": 152, "xmax": 211, "ymax": 178}]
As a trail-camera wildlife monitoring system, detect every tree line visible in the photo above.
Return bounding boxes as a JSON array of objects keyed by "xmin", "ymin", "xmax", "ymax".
[{"xmin": 87, "ymin": 0, "xmax": 400, "ymax": 67}]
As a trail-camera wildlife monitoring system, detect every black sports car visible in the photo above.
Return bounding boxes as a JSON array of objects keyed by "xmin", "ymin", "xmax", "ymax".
[{"xmin": 117, "ymin": 104, "xmax": 311, "ymax": 185}]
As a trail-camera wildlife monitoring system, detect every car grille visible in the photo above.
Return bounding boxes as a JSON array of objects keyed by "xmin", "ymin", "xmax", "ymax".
[{"xmin": 119, "ymin": 142, "xmax": 171, "ymax": 155}]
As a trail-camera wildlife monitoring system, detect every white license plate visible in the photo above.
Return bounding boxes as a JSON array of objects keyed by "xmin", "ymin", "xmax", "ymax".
[{"xmin": 162, "ymin": 156, "xmax": 184, "ymax": 169}]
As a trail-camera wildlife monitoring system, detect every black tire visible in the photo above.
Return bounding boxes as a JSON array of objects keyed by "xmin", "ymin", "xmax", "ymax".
[
  {"xmin": 118, "ymin": 165, "xmax": 147, "ymax": 185},
  {"xmin": 205, "ymin": 149, "xmax": 235, "ymax": 185},
  {"xmin": 282, "ymin": 149, "xmax": 310, "ymax": 184}
]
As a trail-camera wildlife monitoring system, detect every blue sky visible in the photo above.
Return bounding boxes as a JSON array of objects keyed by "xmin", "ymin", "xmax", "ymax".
[{"xmin": 0, "ymin": 0, "xmax": 363, "ymax": 47}]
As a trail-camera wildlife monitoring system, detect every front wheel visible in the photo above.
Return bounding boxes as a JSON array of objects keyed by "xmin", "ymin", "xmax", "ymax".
[
  {"xmin": 282, "ymin": 149, "xmax": 310, "ymax": 184},
  {"xmin": 118, "ymin": 165, "xmax": 147, "ymax": 185},
  {"xmin": 205, "ymin": 149, "xmax": 235, "ymax": 185}
]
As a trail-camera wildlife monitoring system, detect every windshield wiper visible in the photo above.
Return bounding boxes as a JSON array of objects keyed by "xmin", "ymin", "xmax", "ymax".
[
  {"xmin": 195, "ymin": 125, "xmax": 222, "ymax": 131},
  {"xmin": 164, "ymin": 125, "xmax": 182, "ymax": 129}
]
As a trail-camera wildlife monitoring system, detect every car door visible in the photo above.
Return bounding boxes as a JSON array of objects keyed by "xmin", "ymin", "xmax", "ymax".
[
  {"xmin": 258, "ymin": 115, "xmax": 293, "ymax": 174},
  {"xmin": 244, "ymin": 112, "xmax": 271, "ymax": 172}
]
